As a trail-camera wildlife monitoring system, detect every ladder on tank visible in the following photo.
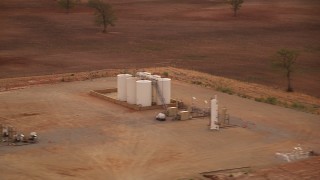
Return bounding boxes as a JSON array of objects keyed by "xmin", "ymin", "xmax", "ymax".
[{"xmin": 153, "ymin": 80, "xmax": 167, "ymax": 110}]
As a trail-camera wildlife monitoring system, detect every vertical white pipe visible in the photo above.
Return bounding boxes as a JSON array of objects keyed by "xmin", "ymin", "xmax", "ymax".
[{"xmin": 210, "ymin": 97, "xmax": 219, "ymax": 130}]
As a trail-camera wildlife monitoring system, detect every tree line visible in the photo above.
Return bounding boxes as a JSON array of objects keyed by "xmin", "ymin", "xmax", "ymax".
[{"xmin": 57, "ymin": 0, "xmax": 245, "ymax": 33}]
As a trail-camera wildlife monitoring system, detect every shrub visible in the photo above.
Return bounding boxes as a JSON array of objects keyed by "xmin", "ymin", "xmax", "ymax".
[
  {"xmin": 216, "ymin": 86, "xmax": 234, "ymax": 95},
  {"xmin": 238, "ymin": 94, "xmax": 249, "ymax": 98},
  {"xmin": 291, "ymin": 102, "xmax": 306, "ymax": 110},
  {"xmin": 265, "ymin": 97, "xmax": 278, "ymax": 105},
  {"xmin": 162, "ymin": 71, "xmax": 169, "ymax": 77},
  {"xmin": 191, "ymin": 80, "xmax": 202, "ymax": 85},
  {"xmin": 254, "ymin": 97, "xmax": 278, "ymax": 105}
]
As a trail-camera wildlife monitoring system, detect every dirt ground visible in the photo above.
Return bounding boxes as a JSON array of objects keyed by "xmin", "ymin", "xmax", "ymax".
[
  {"xmin": 0, "ymin": 78, "xmax": 319, "ymax": 179},
  {"xmin": 1, "ymin": 67, "xmax": 319, "ymax": 114},
  {"xmin": 0, "ymin": 0, "xmax": 319, "ymax": 97}
]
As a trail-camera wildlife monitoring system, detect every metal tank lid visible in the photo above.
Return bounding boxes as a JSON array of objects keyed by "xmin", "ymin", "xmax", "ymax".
[
  {"xmin": 136, "ymin": 80, "xmax": 152, "ymax": 83},
  {"xmin": 158, "ymin": 78, "xmax": 171, "ymax": 81}
]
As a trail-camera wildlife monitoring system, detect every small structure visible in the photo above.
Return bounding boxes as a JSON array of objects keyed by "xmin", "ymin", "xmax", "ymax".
[
  {"xmin": 179, "ymin": 111, "xmax": 190, "ymax": 121},
  {"xmin": 156, "ymin": 113, "xmax": 166, "ymax": 121},
  {"xmin": 167, "ymin": 107, "xmax": 178, "ymax": 117},
  {"xmin": 276, "ymin": 144, "xmax": 315, "ymax": 162},
  {"xmin": 0, "ymin": 124, "xmax": 38, "ymax": 145}
]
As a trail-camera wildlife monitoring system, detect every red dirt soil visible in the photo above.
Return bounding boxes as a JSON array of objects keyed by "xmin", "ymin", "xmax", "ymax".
[
  {"xmin": 0, "ymin": 0, "xmax": 319, "ymax": 97},
  {"xmin": 1, "ymin": 77, "xmax": 319, "ymax": 179}
]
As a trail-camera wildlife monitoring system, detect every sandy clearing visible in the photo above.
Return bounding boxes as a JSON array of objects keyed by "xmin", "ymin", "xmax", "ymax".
[{"xmin": 0, "ymin": 77, "xmax": 319, "ymax": 179}]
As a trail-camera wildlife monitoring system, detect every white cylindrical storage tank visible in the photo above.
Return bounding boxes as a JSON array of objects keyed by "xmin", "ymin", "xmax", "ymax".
[
  {"xmin": 136, "ymin": 80, "xmax": 152, "ymax": 107},
  {"xmin": 156, "ymin": 78, "xmax": 171, "ymax": 105},
  {"xmin": 126, "ymin": 77, "xmax": 138, "ymax": 104},
  {"xmin": 117, "ymin": 74, "xmax": 132, "ymax": 101}
]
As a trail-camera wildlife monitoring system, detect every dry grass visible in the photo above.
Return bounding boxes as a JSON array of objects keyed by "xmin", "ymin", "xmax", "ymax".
[
  {"xmin": 147, "ymin": 67, "xmax": 320, "ymax": 114},
  {"xmin": 0, "ymin": 67, "xmax": 319, "ymax": 114}
]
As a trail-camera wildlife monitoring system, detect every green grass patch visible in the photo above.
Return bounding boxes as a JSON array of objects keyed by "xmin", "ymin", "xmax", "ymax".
[
  {"xmin": 265, "ymin": 97, "xmax": 278, "ymax": 105},
  {"xmin": 216, "ymin": 86, "xmax": 234, "ymax": 95},
  {"xmin": 162, "ymin": 71, "xmax": 169, "ymax": 77},
  {"xmin": 291, "ymin": 102, "xmax": 307, "ymax": 110},
  {"xmin": 289, "ymin": 102, "xmax": 318, "ymax": 113},
  {"xmin": 254, "ymin": 98, "xmax": 317, "ymax": 114},
  {"xmin": 254, "ymin": 97, "xmax": 278, "ymax": 105}
]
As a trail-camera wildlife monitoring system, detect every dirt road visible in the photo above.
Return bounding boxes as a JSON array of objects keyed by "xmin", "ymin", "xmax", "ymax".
[{"xmin": 0, "ymin": 78, "xmax": 319, "ymax": 179}]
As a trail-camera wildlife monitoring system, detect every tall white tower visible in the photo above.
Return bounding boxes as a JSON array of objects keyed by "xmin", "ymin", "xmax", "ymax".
[{"xmin": 210, "ymin": 96, "xmax": 219, "ymax": 130}]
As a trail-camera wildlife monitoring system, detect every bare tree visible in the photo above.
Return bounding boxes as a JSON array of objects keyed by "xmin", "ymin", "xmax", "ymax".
[
  {"xmin": 88, "ymin": 0, "xmax": 116, "ymax": 33},
  {"xmin": 228, "ymin": 0, "xmax": 244, "ymax": 17},
  {"xmin": 58, "ymin": 0, "xmax": 77, "ymax": 13},
  {"xmin": 272, "ymin": 49, "xmax": 299, "ymax": 92}
]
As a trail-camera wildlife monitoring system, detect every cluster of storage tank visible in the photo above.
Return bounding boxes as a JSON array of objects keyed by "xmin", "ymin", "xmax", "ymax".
[{"xmin": 117, "ymin": 72, "xmax": 171, "ymax": 107}]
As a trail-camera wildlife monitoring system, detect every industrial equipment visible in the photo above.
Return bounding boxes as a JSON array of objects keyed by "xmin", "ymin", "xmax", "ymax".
[
  {"xmin": 156, "ymin": 113, "xmax": 166, "ymax": 121},
  {"xmin": 1, "ymin": 124, "xmax": 38, "ymax": 145}
]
